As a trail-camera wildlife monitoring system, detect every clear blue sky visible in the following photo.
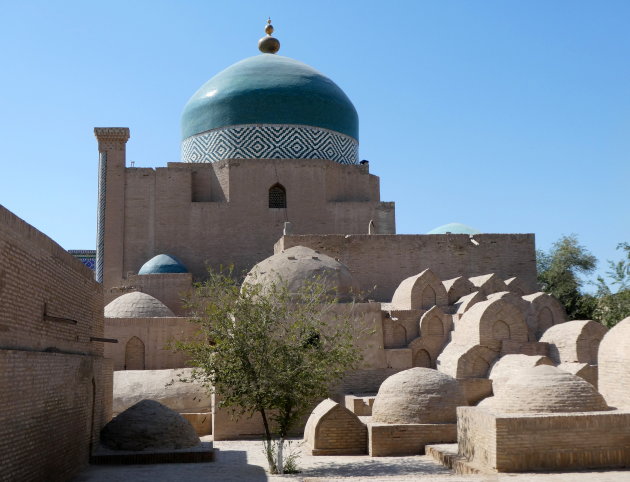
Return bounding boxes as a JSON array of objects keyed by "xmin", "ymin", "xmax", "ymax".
[{"xmin": 0, "ymin": 0, "xmax": 628, "ymax": 285}]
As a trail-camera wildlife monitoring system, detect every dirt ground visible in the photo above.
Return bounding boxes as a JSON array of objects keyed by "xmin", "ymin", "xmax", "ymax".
[{"xmin": 74, "ymin": 437, "xmax": 630, "ymax": 482}]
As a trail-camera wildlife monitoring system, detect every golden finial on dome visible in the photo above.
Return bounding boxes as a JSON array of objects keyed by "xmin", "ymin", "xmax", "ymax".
[
  {"xmin": 258, "ymin": 17, "xmax": 280, "ymax": 54},
  {"xmin": 265, "ymin": 17, "xmax": 274, "ymax": 35}
]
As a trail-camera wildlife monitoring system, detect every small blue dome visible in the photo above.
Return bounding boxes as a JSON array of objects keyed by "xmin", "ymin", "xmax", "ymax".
[
  {"xmin": 427, "ymin": 223, "xmax": 481, "ymax": 235},
  {"xmin": 181, "ymin": 54, "xmax": 358, "ymax": 140},
  {"xmin": 138, "ymin": 254, "xmax": 188, "ymax": 275}
]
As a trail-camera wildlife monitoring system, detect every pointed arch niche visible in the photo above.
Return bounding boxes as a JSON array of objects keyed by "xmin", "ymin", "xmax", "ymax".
[
  {"xmin": 269, "ymin": 183, "xmax": 287, "ymax": 208},
  {"xmin": 125, "ymin": 336, "xmax": 145, "ymax": 370}
]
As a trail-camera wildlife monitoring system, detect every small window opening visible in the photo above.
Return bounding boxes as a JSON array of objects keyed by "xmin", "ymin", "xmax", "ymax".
[{"xmin": 269, "ymin": 184, "xmax": 287, "ymax": 208}]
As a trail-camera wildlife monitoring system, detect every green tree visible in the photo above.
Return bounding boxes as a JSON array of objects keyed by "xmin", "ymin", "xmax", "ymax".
[
  {"xmin": 176, "ymin": 269, "xmax": 363, "ymax": 474},
  {"xmin": 594, "ymin": 243, "xmax": 630, "ymax": 327},
  {"xmin": 536, "ymin": 234, "xmax": 597, "ymax": 320}
]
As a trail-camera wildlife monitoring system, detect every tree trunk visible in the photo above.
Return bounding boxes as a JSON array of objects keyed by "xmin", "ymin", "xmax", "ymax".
[
  {"xmin": 259, "ymin": 408, "xmax": 277, "ymax": 473},
  {"xmin": 277, "ymin": 438, "xmax": 284, "ymax": 474}
]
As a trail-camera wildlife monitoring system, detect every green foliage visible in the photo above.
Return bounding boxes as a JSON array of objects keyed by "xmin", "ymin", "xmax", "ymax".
[
  {"xmin": 536, "ymin": 234, "xmax": 597, "ymax": 320},
  {"xmin": 594, "ymin": 243, "xmax": 630, "ymax": 327},
  {"xmin": 175, "ymin": 268, "xmax": 363, "ymax": 474}
]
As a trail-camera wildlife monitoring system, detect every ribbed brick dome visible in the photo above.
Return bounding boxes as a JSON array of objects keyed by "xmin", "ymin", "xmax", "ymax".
[
  {"xmin": 243, "ymin": 246, "xmax": 358, "ymax": 302},
  {"xmin": 372, "ymin": 368, "xmax": 467, "ymax": 424},
  {"xmin": 104, "ymin": 292, "xmax": 174, "ymax": 318},
  {"xmin": 479, "ymin": 364, "xmax": 609, "ymax": 413}
]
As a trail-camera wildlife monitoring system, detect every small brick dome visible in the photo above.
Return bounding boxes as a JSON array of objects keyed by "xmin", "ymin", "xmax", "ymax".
[
  {"xmin": 243, "ymin": 246, "xmax": 358, "ymax": 302},
  {"xmin": 138, "ymin": 254, "xmax": 188, "ymax": 275},
  {"xmin": 371, "ymin": 368, "xmax": 467, "ymax": 424},
  {"xmin": 479, "ymin": 364, "xmax": 609, "ymax": 413},
  {"xmin": 598, "ymin": 316, "xmax": 630, "ymax": 409},
  {"xmin": 104, "ymin": 292, "xmax": 174, "ymax": 318},
  {"xmin": 101, "ymin": 399, "xmax": 200, "ymax": 451}
]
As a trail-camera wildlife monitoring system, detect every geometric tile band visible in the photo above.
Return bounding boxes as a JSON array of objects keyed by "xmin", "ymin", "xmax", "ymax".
[
  {"xmin": 181, "ymin": 124, "xmax": 359, "ymax": 165},
  {"xmin": 95, "ymin": 151, "xmax": 106, "ymax": 283}
]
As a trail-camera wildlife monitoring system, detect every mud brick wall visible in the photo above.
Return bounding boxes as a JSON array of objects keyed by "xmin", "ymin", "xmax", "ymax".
[
  {"xmin": 0, "ymin": 205, "xmax": 103, "ymax": 355},
  {"xmin": 458, "ymin": 407, "xmax": 630, "ymax": 472},
  {"xmin": 494, "ymin": 411, "xmax": 630, "ymax": 472},
  {"xmin": 0, "ymin": 205, "xmax": 112, "ymax": 481},
  {"xmin": 276, "ymin": 234, "xmax": 537, "ymax": 302},
  {"xmin": 369, "ymin": 423, "xmax": 457, "ymax": 456},
  {"xmin": 104, "ymin": 317, "xmax": 199, "ymax": 370}
]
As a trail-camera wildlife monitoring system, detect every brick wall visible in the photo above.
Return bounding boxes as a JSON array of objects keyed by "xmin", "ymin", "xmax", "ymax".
[
  {"xmin": 104, "ymin": 317, "xmax": 199, "ymax": 370},
  {"xmin": 121, "ymin": 273, "xmax": 193, "ymax": 315},
  {"xmin": 0, "ymin": 205, "xmax": 111, "ymax": 481},
  {"xmin": 457, "ymin": 407, "xmax": 497, "ymax": 468},
  {"xmin": 458, "ymin": 407, "xmax": 630, "ymax": 472},
  {"xmin": 495, "ymin": 411, "xmax": 630, "ymax": 472},
  {"xmin": 105, "ymin": 158, "xmax": 394, "ymax": 299},
  {"xmin": 276, "ymin": 233, "xmax": 537, "ymax": 302},
  {"xmin": 0, "ymin": 206, "xmax": 103, "ymax": 355},
  {"xmin": 368, "ymin": 423, "xmax": 457, "ymax": 456}
]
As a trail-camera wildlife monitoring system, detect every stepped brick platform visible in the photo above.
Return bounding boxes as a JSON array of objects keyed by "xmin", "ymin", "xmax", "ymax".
[
  {"xmin": 90, "ymin": 442, "xmax": 214, "ymax": 465},
  {"xmin": 425, "ymin": 444, "xmax": 486, "ymax": 475}
]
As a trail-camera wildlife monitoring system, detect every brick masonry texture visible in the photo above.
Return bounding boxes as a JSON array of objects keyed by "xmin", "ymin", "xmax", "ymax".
[
  {"xmin": 458, "ymin": 407, "xmax": 630, "ymax": 472},
  {"xmin": 104, "ymin": 317, "xmax": 199, "ymax": 370},
  {"xmin": 0, "ymin": 205, "xmax": 103, "ymax": 355},
  {"xmin": 598, "ymin": 316, "xmax": 630, "ymax": 409},
  {"xmin": 369, "ymin": 423, "xmax": 457, "ymax": 456},
  {"xmin": 304, "ymin": 399, "xmax": 367, "ymax": 455},
  {"xmin": 101, "ymin": 154, "xmax": 395, "ymax": 306},
  {"xmin": 0, "ymin": 205, "xmax": 112, "ymax": 482},
  {"xmin": 276, "ymin": 234, "xmax": 537, "ymax": 302}
]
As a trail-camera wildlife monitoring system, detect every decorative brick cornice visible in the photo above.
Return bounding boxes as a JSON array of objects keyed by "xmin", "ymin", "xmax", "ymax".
[{"xmin": 94, "ymin": 127, "xmax": 130, "ymax": 142}]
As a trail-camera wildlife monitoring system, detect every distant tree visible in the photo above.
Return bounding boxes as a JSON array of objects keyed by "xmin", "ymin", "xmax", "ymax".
[
  {"xmin": 594, "ymin": 243, "xmax": 630, "ymax": 327},
  {"xmin": 536, "ymin": 235, "xmax": 597, "ymax": 320},
  {"xmin": 175, "ymin": 269, "xmax": 363, "ymax": 474}
]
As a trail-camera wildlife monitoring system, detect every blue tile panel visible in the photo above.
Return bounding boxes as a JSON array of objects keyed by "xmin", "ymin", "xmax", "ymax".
[{"xmin": 68, "ymin": 250, "xmax": 97, "ymax": 271}]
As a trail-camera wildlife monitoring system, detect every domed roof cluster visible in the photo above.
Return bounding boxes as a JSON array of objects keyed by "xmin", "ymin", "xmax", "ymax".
[
  {"xmin": 105, "ymin": 292, "xmax": 175, "ymax": 318},
  {"xmin": 243, "ymin": 246, "xmax": 358, "ymax": 302},
  {"xmin": 371, "ymin": 368, "xmax": 467, "ymax": 424},
  {"xmin": 479, "ymin": 365, "xmax": 609, "ymax": 414},
  {"xmin": 138, "ymin": 254, "xmax": 188, "ymax": 275}
]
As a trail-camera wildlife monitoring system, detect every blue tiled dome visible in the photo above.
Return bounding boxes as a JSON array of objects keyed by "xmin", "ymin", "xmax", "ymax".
[
  {"xmin": 181, "ymin": 54, "xmax": 358, "ymax": 141},
  {"xmin": 138, "ymin": 254, "xmax": 188, "ymax": 275},
  {"xmin": 427, "ymin": 223, "xmax": 481, "ymax": 235}
]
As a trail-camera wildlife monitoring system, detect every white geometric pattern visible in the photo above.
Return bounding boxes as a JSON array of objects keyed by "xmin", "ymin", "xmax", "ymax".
[
  {"xmin": 181, "ymin": 124, "xmax": 359, "ymax": 164},
  {"xmin": 95, "ymin": 151, "xmax": 106, "ymax": 283}
]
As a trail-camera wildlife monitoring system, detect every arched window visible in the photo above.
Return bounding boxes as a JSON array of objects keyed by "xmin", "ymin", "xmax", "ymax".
[{"xmin": 268, "ymin": 183, "xmax": 286, "ymax": 208}]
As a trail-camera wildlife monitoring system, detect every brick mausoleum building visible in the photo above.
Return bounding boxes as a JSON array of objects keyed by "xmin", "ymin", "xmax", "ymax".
[{"xmin": 3, "ymin": 21, "xmax": 628, "ymax": 479}]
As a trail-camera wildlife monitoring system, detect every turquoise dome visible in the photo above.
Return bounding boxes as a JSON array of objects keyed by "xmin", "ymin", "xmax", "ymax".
[
  {"xmin": 181, "ymin": 54, "xmax": 358, "ymax": 141},
  {"xmin": 138, "ymin": 254, "xmax": 188, "ymax": 275},
  {"xmin": 427, "ymin": 223, "xmax": 481, "ymax": 235}
]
